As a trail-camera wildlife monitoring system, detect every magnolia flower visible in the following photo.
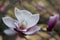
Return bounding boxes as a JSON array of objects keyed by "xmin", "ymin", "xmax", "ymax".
[
  {"xmin": 2, "ymin": 7, "xmax": 41, "ymax": 36},
  {"xmin": 47, "ymin": 14, "xmax": 60, "ymax": 31}
]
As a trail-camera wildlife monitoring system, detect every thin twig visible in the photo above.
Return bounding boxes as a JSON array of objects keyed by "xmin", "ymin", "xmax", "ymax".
[
  {"xmin": 39, "ymin": 28, "xmax": 58, "ymax": 40},
  {"xmin": 47, "ymin": 32, "xmax": 58, "ymax": 40},
  {"xmin": 24, "ymin": 36, "xmax": 29, "ymax": 40}
]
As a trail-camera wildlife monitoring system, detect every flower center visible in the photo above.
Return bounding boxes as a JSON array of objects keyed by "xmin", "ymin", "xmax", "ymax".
[{"xmin": 19, "ymin": 24, "xmax": 26, "ymax": 30}]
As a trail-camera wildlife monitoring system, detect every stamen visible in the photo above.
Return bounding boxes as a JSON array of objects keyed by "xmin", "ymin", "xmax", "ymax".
[
  {"xmin": 18, "ymin": 20, "xmax": 26, "ymax": 30},
  {"xmin": 19, "ymin": 24, "xmax": 26, "ymax": 30}
]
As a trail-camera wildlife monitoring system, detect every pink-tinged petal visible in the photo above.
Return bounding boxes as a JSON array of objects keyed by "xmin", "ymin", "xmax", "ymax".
[
  {"xmin": 2, "ymin": 16, "xmax": 18, "ymax": 28},
  {"xmin": 14, "ymin": 28, "xmax": 26, "ymax": 37},
  {"xmin": 24, "ymin": 26, "xmax": 41, "ymax": 35},
  {"xmin": 4, "ymin": 29, "xmax": 17, "ymax": 35},
  {"xmin": 47, "ymin": 14, "xmax": 59, "ymax": 31}
]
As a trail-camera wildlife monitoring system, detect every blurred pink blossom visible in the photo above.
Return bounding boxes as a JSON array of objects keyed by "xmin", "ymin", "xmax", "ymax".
[{"xmin": 0, "ymin": 6, "xmax": 5, "ymax": 12}]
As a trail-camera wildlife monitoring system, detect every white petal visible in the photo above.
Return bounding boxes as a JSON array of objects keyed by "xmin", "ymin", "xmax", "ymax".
[
  {"xmin": 4, "ymin": 29, "xmax": 17, "ymax": 35},
  {"xmin": 15, "ymin": 7, "xmax": 40, "ymax": 28},
  {"xmin": 14, "ymin": 7, "xmax": 32, "ymax": 21},
  {"xmin": 24, "ymin": 14, "xmax": 40, "ymax": 28},
  {"xmin": 2, "ymin": 16, "xmax": 18, "ymax": 28},
  {"xmin": 15, "ymin": 7, "xmax": 23, "ymax": 21},
  {"xmin": 24, "ymin": 26, "xmax": 41, "ymax": 35}
]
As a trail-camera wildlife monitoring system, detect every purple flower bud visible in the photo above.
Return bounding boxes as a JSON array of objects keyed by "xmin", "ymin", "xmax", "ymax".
[{"xmin": 47, "ymin": 14, "xmax": 59, "ymax": 31}]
